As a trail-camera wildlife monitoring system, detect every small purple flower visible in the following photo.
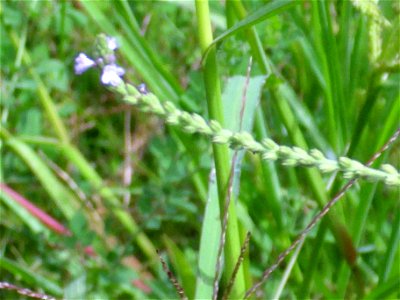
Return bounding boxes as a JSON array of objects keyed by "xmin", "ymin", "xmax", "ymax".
[
  {"xmin": 74, "ymin": 53, "xmax": 96, "ymax": 75},
  {"xmin": 96, "ymin": 57, "xmax": 104, "ymax": 65},
  {"xmin": 137, "ymin": 83, "xmax": 148, "ymax": 94},
  {"xmin": 105, "ymin": 53, "xmax": 116, "ymax": 64},
  {"xmin": 101, "ymin": 64, "xmax": 125, "ymax": 87},
  {"xmin": 106, "ymin": 36, "xmax": 118, "ymax": 51}
]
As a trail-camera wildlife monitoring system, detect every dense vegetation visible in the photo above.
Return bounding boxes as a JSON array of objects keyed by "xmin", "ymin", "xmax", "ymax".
[{"xmin": 1, "ymin": 1, "xmax": 399, "ymax": 299}]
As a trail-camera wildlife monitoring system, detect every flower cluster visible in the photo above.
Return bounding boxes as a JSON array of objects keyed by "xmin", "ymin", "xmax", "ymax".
[
  {"xmin": 74, "ymin": 36, "xmax": 125, "ymax": 87},
  {"xmin": 116, "ymin": 81, "xmax": 400, "ymax": 187},
  {"xmin": 74, "ymin": 34, "xmax": 400, "ymax": 187}
]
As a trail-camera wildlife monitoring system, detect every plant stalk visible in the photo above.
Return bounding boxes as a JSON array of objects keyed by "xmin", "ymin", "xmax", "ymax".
[{"xmin": 195, "ymin": 1, "xmax": 246, "ymax": 298}]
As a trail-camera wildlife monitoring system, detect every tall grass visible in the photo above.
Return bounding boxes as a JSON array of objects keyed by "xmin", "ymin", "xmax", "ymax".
[{"xmin": 1, "ymin": 1, "xmax": 399, "ymax": 299}]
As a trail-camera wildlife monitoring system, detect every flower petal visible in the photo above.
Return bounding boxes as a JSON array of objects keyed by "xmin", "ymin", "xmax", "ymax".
[
  {"xmin": 106, "ymin": 36, "xmax": 118, "ymax": 51},
  {"xmin": 74, "ymin": 53, "xmax": 96, "ymax": 75},
  {"xmin": 101, "ymin": 64, "xmax": 125, "ymax": 86},
  {"xmin": 137, "ymin": 83, "xmax": 148, "ymax": 94}
]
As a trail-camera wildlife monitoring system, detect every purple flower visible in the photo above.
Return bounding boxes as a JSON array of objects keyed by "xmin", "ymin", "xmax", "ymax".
[
  {"xmin": 101, "ymin": 64, "xmax": 125, "ymax": 86},
  {"xmin": 74, "ymin": 53, "xmax": 96, "ymax": 75},
  {"xmin": 106, "ymin": 36, "xmax": 118, "ymax": 51},
  {"xmin": 105, "ymin": 53, "xmax": 116, "ymax": 64},
  {"xmin": 137, "ymin": 83, "xmax": 148, "ymax": 94}
]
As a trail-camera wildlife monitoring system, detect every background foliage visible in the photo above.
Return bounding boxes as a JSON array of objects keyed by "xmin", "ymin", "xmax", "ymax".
[{"xmin": 1, "ymin": 0, "xmax": 399, "ymax": 299}]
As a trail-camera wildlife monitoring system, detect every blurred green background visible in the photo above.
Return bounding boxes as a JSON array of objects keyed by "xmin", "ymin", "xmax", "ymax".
[{"xmin": 1, "ymin": 1, "xmax": 399, "ymax": 299}]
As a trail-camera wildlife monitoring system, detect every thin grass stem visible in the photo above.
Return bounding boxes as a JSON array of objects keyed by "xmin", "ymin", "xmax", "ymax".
[{"xmin": 195, "ymin": 1, "xmax": 246, "ymax": 297}]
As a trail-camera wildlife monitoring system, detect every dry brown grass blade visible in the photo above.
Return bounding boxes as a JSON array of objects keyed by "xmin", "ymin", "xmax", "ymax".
[
  {"xmin": 0, "ymin": 281, "xmax": 56, "ymax": 300},
  {"xmin": 222, "ymin": 231, "xmax": 251, "ymax": 300},
  {"xmin": 157, "ymin": 249, "xmax": 188, "ymax": 300}
]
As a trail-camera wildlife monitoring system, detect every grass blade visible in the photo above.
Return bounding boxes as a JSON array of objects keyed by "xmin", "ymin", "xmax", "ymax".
[
  {"xmin": 204, "ymin": 0, "xmax": 297, "ymax": 60},
  {"xmin": 0, "ymin": 257, "xmax": 63, "ymax": 297},
  {"xmin": 1, "ymin": 130, "xmax": 79, "ymax": 219}
]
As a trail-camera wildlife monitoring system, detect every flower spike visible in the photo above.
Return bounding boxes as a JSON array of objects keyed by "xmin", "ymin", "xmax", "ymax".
[{"xmin": 74, "ymin": 34, "xmax": 400, "ymax": 187}]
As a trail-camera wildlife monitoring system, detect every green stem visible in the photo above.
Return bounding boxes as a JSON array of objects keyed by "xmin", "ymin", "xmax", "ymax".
[{"xmin": 195, "ymin": 1, "xmax": 246, "ymax": 298}]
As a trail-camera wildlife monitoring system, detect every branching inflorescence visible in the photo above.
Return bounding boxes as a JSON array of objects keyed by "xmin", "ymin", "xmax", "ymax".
[{"xmin": 75, "ymin": 34, "xmax": 400, "ymax": 187}]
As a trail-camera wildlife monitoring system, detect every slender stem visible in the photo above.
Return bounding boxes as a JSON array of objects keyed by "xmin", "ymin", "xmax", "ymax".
[{"xmin": 195, "ymin": 1, "xmax": 246, "ymax": 298}]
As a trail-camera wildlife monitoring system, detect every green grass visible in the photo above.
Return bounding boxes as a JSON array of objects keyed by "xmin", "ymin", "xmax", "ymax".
[{"xmin": 1, "ymin": 1, "xmax": 399, "ymax": 299}]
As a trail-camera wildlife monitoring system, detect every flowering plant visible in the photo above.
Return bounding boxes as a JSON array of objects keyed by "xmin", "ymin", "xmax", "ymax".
[
  {"xmin": 75, "ymin": 35, "xmax": 125, "ymax": 87},
  {"xmin": 75, "ymin": 34, "xmax": 400, "ymax": 187}
]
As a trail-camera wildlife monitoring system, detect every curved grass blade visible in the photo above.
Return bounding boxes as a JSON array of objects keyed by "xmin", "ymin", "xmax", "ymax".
[{"xmin": 203, "ymin": 0, "xmax": 297, "ymax": 61}]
